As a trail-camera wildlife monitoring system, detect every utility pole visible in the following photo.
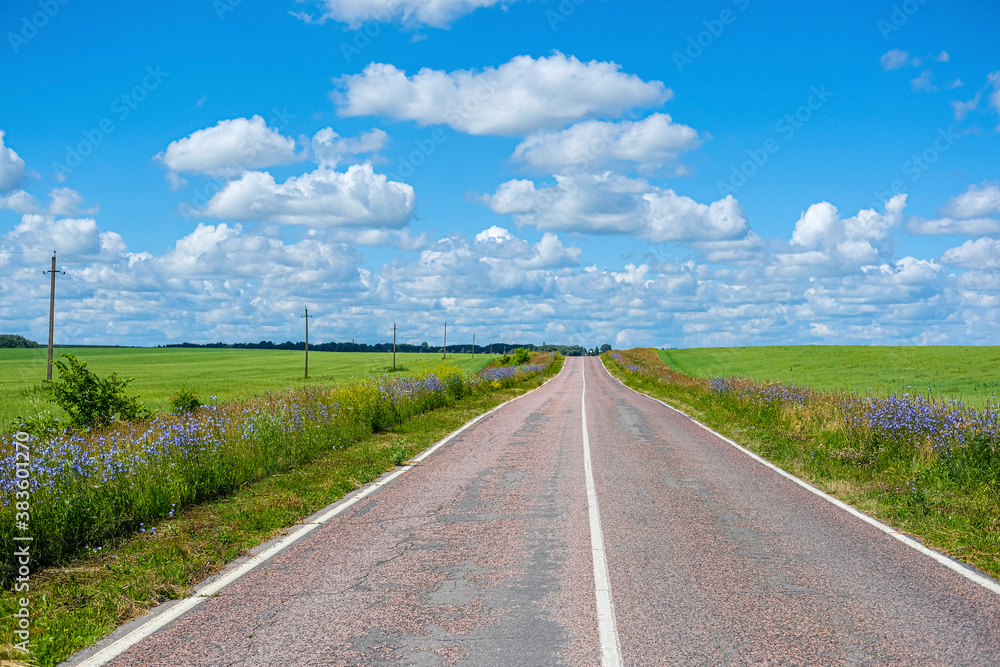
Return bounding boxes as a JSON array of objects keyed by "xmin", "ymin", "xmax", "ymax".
[
  {"xmin": 443, "ymin": 322, "xmax": 447, "ymax": 359},
  {"xmin": 393, "ymin": 322, "xmax": 397, "ymax": 370},
  {"xmin": 472, "ymin": 333, "xmax": 475, "ymax": 359},
  {"xmin": 302, "ymin": 307, "xmax": 311, "ymax": 379},
  {"xmin": 43, "ymin": 252, "xmax": 64, "ymax": 381}
]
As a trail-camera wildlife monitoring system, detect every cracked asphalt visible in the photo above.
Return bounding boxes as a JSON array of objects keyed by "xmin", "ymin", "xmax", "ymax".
[{"xmin": 69, "ymin": 357, "xmax": 1000, "ymax": 666}]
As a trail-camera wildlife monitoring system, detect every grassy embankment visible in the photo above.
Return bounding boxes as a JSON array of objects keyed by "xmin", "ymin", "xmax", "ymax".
[
  {"xmin": 0, "ymin": 348, "xmax": 490, "ymax": 433},
  {"xmin": 0, "ymin": 352, "xmax": 561, "ymax": 667},
  {"xmin": 604, "ymin": 348, "xmax": 999, "ymax": 584},
  {"xmin": 660, "ymin": 345, "xmax": 1000, "ymax": 407}
]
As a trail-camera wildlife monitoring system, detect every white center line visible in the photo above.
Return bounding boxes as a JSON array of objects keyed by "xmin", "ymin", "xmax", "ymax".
[{"xmin": 581, "ymin": 359, "xmax": 624, "ymax": 666}]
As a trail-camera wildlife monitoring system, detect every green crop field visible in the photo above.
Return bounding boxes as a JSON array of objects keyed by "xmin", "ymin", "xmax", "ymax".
[
  {"xmin": 658, "ymin": 346, "xmax": 1000, "ymax": 406},
  {"xmin": 0, "ymin": 347, "xmax": 492, "ymax": 433}
]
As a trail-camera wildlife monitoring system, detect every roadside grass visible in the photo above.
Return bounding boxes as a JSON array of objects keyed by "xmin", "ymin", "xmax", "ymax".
[
  {"xmin": 658, "ymin": 345, "xmax": 1000, "ymax": 407},
  {"xmin": 604, "ymin": 349, "xmax": 1000, "ymax": 583},
  {"xmin": 0, "ymin": 349, "xmax": 492, "ymax": 434},
  {"xmin": 0, "ymin": 355, "xmax": 563, "ymax": 667}
]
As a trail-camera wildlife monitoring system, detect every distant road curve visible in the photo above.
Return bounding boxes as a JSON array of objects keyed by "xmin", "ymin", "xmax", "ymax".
[{"xmin": 65, "ymin": 357, "xmax": 1000, "ymax": 666}]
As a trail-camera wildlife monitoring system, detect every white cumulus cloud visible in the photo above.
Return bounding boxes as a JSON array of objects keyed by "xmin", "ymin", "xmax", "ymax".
[
  {"xmin": 485, "ymin": 172, "xmax": 748, "ymax": 242},
  {"xmin": 880, "ymin": 49, "xmax": 913, "ymax": 71},
  {"xmin": 156, "ymin": 116, "xmax": 301, "ymax": 178},
  {"xmin": 0, "ymin": 190, "xmax": 39, "ymax": 214},
  {"xmin": 0, "ymin": 131, "xmax": 26, "ymax": 192},
  {"xmin": 292, "ymin": 0, "xmax": 524, "ymax": 29},
  {"xmin": 196, "ymin": 163, "xmax": 416, "ymax": 228},
  {"xmin": 512, "ymin": 114, "xmax": 700, "ymax": 173},
  {"xmin": 6, "ymin": 214, "xmax": 125, "ymax": 259},
  {"xmin": 335, "ymin": 53, "xmax": 670, "ymax": 136},
  {"xmin": 938, "ymin": 182, "xmax": 1000, "ymax": 219},
  {"xmin": 907, "ymin": 217, "xmax": 1000, "ymax": 236},
  {"xmin": 310, "ymin": 127, "xmax": 388, "ymax": 167},
  {"xmin": 940, "ymin": 238, "xmax": 1000, "ymax": 269}
]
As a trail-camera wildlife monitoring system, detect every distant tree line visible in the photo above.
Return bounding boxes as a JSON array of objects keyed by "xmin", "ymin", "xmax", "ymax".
[
  {"xmin": 0, "ymin": 334, "xmax": 40, "ymax": 348},
  {"xmin": 161, "ymin": 341, "xmax": 614, "ymax": 356}
]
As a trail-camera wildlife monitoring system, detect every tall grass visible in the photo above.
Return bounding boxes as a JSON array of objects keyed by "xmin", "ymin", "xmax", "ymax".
[
  {"xmin": 0, "ymin": 358, "xmax": 554, "ymax": 585},
  {"xmin": 605, "ymin": 348, "xmax": 1000, "ymax": 578}
]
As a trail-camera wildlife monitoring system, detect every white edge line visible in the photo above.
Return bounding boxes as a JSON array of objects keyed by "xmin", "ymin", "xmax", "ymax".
[
  {"xmin": 69, "ymin": 361, "xmax": 569, "ymax": 667},
  {"xmin": 581, "ymin": 360, "xmax": 624, "ymax": 667},
  {"xmin": 598, "ymin": 357, "xmax": 1000, "ymax": 598}
]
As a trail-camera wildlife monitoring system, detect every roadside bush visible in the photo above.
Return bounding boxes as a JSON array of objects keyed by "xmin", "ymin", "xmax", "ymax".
[
  {"xmin": 44, "ymin": 354, "xmax": 148, "ymax": 428},
  {"xmin": 0, "ymin": 359, "xmax": 560, "ymax": 584},
  {"xmin": 170, "ymin": 387, "xmax": 202, "ymax": 413}
]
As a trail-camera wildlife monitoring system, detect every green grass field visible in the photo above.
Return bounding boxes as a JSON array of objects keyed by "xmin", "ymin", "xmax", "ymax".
[
  {"xmin": 0, "ymin": 347, "xmax": 491, "ymax": 433},
  {"xmin": 658, "ymin": 346, "xmax": 1000, "ymax": 406}
]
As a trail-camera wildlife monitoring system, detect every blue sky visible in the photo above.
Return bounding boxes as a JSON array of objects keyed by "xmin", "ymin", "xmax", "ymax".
[{"xmin": 1, "ymin": 0, "xmax": 999, "ymax": 348}]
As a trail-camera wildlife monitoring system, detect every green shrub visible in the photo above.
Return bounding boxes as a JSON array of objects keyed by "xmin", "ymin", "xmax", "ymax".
[
  {"xmin": 14, "ymin": 413, "xmax": 62, "ymax": 438},
  {"xmin": 513, "ymin": 348, "xmax": 532, "ymax": 365},
  {"xmin": 43, "ymin": 354, "xmax": 148, "ymax": 428},
  {"xmin": 170, "ymin": 387, "xmax": 202, "ymax": 413},
  {"xmin": 497, "ymin": 354, "xmax": 513, "ymax": 366}
]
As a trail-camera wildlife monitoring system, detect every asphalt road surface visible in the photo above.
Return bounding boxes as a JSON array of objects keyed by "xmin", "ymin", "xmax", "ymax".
[{"xmin": 67, "ymin": 357, "xmax": 1000, "ymax": 666}]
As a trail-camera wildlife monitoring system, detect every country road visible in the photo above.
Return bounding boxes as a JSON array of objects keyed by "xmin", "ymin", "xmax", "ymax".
[{"xmin": 66, "ymin": 357, "xmax": 1000, "ymax": 666}]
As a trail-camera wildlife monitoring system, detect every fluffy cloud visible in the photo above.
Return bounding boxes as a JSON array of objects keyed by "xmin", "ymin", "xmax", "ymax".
[
  {"xmin": 788, "ymin": 194, "xmax": 906, "ymax": 268},
  {"xmin": 195, "ymin": 163, "xmax": 415, "ymax": 228},
  {"xmin": 5, "ymin": 214, "xmax": 125, "ymax": 259},
  {"xmin": 156, "ymin": 223, "xmax": 365, "ymax": 282},
  {"xmin": 880, "ymin": 49, "xmax": 913, "ymax": 71},
  {"xmin": 990, "ymin": 71, "xmax": 1000, "ymax": 119},
  {"xmin": 335, "ymin": 53, "xmax": 670, "ymax": 136},
  {"xmin": 940, "ymin": 238, "xmax": 1000, "ymax": 269},
  {"xmin": 951, "ymin": 71, "xmax": 1000, "ymax": 124},
  {"xmin": 310, "ymin": 127, "xmax": 388, "ymax": 167},
  {"xmin": 156, "ymin": 116, "xmax": 301, "ymax": 178},
  {"xmin": 292, "ymin": 0, "xmax": 523, "ymax": 28},
  {"xmin": 382, "ymin": 226, "xmax": 582, "ymax": 301},
  {"xmin": 1, "ymin": 178, "xmax": 995, "ymax": 349},
  {"xmin": 938, "ymin": 182, "xmax": 1000, "ymax": 219},
  {"xmin": 486, "ymin": 172, "xmax": 747, "ymax": 242},
  {"xmin": 512, "ymin": 114, "xmax": 700, "ymax": 173},
  {"xmin": 907, "ymin": 217, "xmax": 1000, "ymax": 236},
  {"xmin": 47, "ymin": 188, "xmax": 99, "ymax": 217},
  {"xmin": 910, "ymin": 182, "xmax": 1000, "ymax": 236},
  {"xmin": 880, "ymin": 49, "xmax": 949, "ymax": 72},
  {"xmin": 0, "ymin": 190, "xmax": 39, "ymax": 214},
  {"xmin": 0, "ymin": 131, "xmax": 26, "ymax": 192}
]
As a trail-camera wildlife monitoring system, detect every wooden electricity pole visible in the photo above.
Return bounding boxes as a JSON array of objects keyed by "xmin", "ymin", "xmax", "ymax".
[
  {"xmin": 302, "ymin": 307, "xmax": 311, "ymax": 379},
  {"xmin": 443, "ymin": 322, "xmax": 447, "ymax": 359},
  {"xmin": 43, "ymin": 252, "xmax": 64, "ymax": 381},
  {"xmin": 472, "ymin": 333, "xmax": 475, "ymax": 359},
  {"xmin": 393, "ymin": 322, "xmax": 397, "ymax": 370}
]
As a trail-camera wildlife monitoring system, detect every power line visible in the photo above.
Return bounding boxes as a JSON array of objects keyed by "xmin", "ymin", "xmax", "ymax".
[{"xmin": 0, "ymin": 250, "xmax": 58, "ymax": 255}]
